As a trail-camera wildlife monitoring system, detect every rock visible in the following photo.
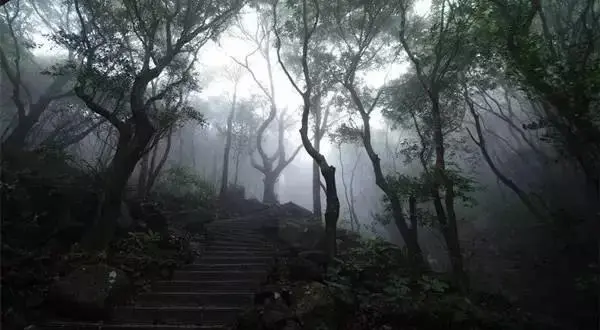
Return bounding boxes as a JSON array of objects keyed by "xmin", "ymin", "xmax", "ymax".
[
  {"xmin": 298, "ymin": 250, "xmax": 329, "ymax": 268},
  {"xmin": 48, "ymin": 264, "xmax": 130, "ymax": 320},
  {"xmin": 278, "ymin": 219, "xmax": 326, "ymax": 251},
  {"xmin": 239, "ymin": 286, "xmax": 299, "ymax": 330},
  {"xmin": 236, "ymin": 307, "xmax": 262, "ymax": 330},
  {"xmin": 280, "ymin": 202, "xmax": 314, "ymax": 218},
  {"xmin": 289, "ymin": 257, "xmax": 324, "ymax": 282},
  {"xmin": 262, "ymin": 299, "xmax": 295, "ymax": 329},
  {"xmin": 292, "ymin": 282, "xmax": 337, "ymax": 329},
  {"xmin": 141, "ymin": 202, "xmax": 169, "ymax": 237}
]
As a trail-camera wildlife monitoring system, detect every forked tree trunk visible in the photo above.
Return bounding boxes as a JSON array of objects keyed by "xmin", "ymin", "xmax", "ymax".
[
  {"xmin": 82, "ymin": 121, "xmax": 154, "ymax": 251},
  {"xmin": 273, "ymin": 0, "xmax": 340, "ymax": 260}
]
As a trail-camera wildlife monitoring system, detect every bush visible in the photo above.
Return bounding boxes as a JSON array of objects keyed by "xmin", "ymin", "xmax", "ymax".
[
  {"xmin": 152, "ymin": 165, "xmax": 216, "ymax": 210},
  {"xmin": 325, "ymin": 238, "xmax": 540, "ymax": 330}
]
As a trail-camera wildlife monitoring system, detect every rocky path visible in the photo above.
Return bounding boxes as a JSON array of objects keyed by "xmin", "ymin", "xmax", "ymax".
[{"xmin": 40, "ymin": 217, "xmax": 281, "ymax": 330}]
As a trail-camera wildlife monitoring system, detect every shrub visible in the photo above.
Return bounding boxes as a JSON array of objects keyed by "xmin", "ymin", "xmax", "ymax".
[
  {"xmin": 152, "ymin": 165, "xmax": 216, "ymax": 210},
  {"xmin": 325, "ymin": 238, "xmax": 537, "ymax": 329}
]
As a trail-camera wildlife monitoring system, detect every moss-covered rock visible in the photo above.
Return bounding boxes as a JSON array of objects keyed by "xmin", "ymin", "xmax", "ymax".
[{"xmin": 48, "ymin": 264, "xmax": 130, "ymax": 320}]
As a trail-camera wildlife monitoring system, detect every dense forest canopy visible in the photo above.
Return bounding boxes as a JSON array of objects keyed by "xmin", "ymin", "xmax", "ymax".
[{"xmin": 1, "ymin": 0, "xmax": 599, "ymax": 329}]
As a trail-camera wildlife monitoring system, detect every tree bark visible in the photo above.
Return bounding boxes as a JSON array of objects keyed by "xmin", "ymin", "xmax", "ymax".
[
  {"xmin": 234, "ymin": 150, "xmax": 242, "ymax": 186},
  {"xmin": 263, "ymin": 174, "xmax": 277, "ymax": 204},
  {"xmin": 312, "ymin": 137, "xmax": 322, "ymax": 217},
  {"xmin": 145, "ymin": 128, "xmax": 173, "ymax": 195},
  {"xmin": 344, "ymin": 81, "xmax": 425, "ymax": 266},
  {"xmin": 274, "ymin": 0, "xmax": 340, "ymax": 260},
  {"xmin": 138, "ymin": 151, "xmax": 150, "ymax": 199},
  {"xmin": 82, "ymin": 120, "xmax": 154, "ymax": 251},
  {"xmin": 220, "ymin": 84, "xmax": 238, "ymax": 197},
  {"xmin": 431, "ymin": 98, "xmax": 468, "ymax": 292}
]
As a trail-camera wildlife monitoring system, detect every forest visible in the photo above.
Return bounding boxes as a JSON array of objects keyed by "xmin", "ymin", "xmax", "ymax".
[{"xmin": 1, "ymin": 0, "xmax": 598, "ymax": 329}]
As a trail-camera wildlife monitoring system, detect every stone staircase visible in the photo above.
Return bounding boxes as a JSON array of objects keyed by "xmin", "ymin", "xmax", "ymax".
[{"xmin": 40, "ymin": 217, "xmax": 281, "ymax": 330}]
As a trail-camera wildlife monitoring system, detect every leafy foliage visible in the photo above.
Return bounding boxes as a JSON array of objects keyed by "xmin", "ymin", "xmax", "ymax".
[
  {"xmin": 152, "ymin": 165, "xmax": 216, "ymax": 210},
  {"xmin": 326, "ymin": 237, "xmax": 543, "ymax": 329}
]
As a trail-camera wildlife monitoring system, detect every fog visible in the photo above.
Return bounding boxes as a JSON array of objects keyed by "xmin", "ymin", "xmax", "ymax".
[{"xmin": 2, "ymin": 0, "xmax": 597, "ymax": 328}]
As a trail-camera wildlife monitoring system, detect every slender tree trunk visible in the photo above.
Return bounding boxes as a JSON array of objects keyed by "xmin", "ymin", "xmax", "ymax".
[
  {"xmin": 348, "ymin": 151, "xmax": 360, "ymax": 232},
  {"xmin": 220, "ymin": 86, "xmax": 238, "ymax": 197},
  {"xmin": 234, "ymin": 150, "xmax": 242, "ymax": 186},
  {"xmin": 431, "ymin": 99, "xmax": 468, "ymax": 291},
  {"xmin": 345, "ymin": 83, "xmax": 425, "ymax": 266},
  {"xmin": 312, "ymin": 134, "xmax": 322, "ymax": 218},
  {"xmin": 178, "ymin": 129, "xmax": 184, "ymax": 165},
  {"xmin": 339, "ymin": 145, "xmax": 355, "ymax": 231},
  {"xmin": 191, "ymin": 131, "xmax": 196, "ymax": 168},
  {"xmin": 146, "ymin": 128, "xmax": 173, "ymax": 195},
  {"xmin": 273, "ymin": 0, "xmax": 340, "ymax": 260}
]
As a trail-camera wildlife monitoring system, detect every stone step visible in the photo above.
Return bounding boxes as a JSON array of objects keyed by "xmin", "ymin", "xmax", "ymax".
[
  {"xmin": 135, "ymin": 292, "xmax": 253, "ymax": 307},
  {"xmin": 208, "ymin": 236, "xmax": 267, "ymax": 244},
  {"xmin": 172, "ymin": 270, "xmax": 267, "ymax": 281},
  {"xmin": 202, "ymin": 245, "xmax": 274, "ymax": 253},
  {"xmin": 152, "ymin": 280, "xmax": 258, "ymax": 293},
  {"xmin": 201, "ymin": 250, "xmax": 275, "ymax": 258},
  {"xmin": 206, "ymin": 228, "xmax": 261, "ymax": 235},
  {"xmin": 199, "ymin": 256, "xmax": 273, "ymax": 264},
  {"xmin": 206, "ymin": 241, "xmax": 274, "ymax": 250},
  {"xmin": 111, "ymin": 306, "xmax": 242, "ymax": 324},
  {"xmin": 38, "ymin": 322, "xmax": 227, "ymax": 330},
  {"xmin": 181, "ymin": 263, "xmax": 271, "ymax": 272}
]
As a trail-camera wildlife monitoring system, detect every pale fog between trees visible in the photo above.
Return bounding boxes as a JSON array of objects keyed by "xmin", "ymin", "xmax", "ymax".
[{"xmin": 1, "ymin": 0, "xmax": 598, "ymax": 327}]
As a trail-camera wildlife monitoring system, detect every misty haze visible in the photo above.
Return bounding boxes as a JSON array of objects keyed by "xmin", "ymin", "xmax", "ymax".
[{"xmin": 1, "ymin": 0, "xmax": 598, "ymax": 329}]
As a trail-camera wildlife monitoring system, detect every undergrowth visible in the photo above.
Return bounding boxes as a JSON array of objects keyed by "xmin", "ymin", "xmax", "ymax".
[
  {"xmin": 326, "ymin": 238, "xmax": 556, "ymax": 330},
  {"xmin": 1, "ymin": 150, "xmax": 197, "ymax": 329}
]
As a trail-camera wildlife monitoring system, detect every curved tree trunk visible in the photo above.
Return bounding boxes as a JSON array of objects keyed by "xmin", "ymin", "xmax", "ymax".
[
  {"xmin": 274, "ymin": 0, "xmax": 340, "ymax": 259},
  {"xmin": 82, "ymin": 121, "xmax": 155, "ymax": 251},
  {"xmin": 312, "ymin": 138, "xmax": 322, "ymax": 217}
]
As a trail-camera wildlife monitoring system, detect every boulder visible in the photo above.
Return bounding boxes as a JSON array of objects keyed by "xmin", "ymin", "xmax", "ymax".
[
  {"xmin": 292, "ymin": 281, "xmax": 337, "ymax": 329},
  {"xmin": 289, "ymin": 257, "xmax": 324, "ymax": 282},
  {"xmin": 298, "ymin": 250, "xmax": 329, "ymax": 269},
  {"xmin": 48, "ymin": 264, "xmax": 130, "ymax": 320},
  {"xmin": 280, "ymin": 202, "xmax": 314, "ymax": 218},
  {"xmin": 277, "ymin": 219, "xmax": 326, "ymax": 251},
  {"xmin": 238, "ymin": 285, "xmax": 301, "ymax": 330}
]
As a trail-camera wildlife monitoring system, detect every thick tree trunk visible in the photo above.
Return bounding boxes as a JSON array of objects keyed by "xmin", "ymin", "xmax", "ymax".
[
  {"xmin": 82, "ymin": 122, "xmax": 154, "ymax": 251},
  {"xmin": 263, "ymin": 174, "xmax": 277, "ymax": 204},
  {"xmin": 2, "ymin": 75, "xmax": 71, "ymax": 150},
  {"xmin": 2, "ymin": 117, "xmax": 35, "ymax": 148}
]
